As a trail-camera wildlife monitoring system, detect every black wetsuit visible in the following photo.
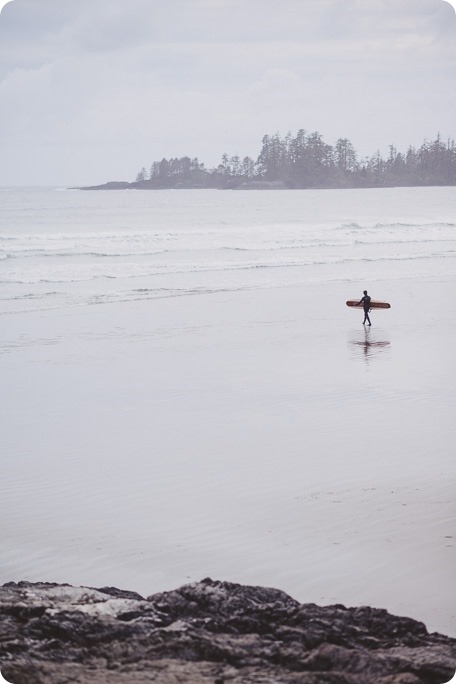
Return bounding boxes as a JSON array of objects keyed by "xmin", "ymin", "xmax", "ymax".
[
  {"xmin": 361, "ymin": 294, "xmax": 371, "ymax": 312},
  {"xmin": 360, "ymin": 295, "xmax": 372, "ymax": 325}
]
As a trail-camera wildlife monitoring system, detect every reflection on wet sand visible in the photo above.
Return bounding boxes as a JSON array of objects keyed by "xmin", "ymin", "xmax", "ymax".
[{"xmin": 349, "ymin": 328, "xmax": 391, "ymax": 362}]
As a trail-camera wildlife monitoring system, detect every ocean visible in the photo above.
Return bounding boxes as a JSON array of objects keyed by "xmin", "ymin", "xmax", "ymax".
[
  {"xmin": 1, "ymin": 186, "xmax": 456, "ymax": 314},
  {"xmin": 1, "ymin": 186, "xmax": 455, "ymax": 635}
]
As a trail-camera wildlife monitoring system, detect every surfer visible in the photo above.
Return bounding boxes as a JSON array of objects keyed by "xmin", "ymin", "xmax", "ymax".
[{"xmin": 358, "ymin": 290, "xmax": 372, "ymax": 326}]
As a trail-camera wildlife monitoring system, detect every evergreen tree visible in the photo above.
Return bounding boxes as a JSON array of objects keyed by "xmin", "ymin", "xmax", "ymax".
[
  {"xmin": 241, "ymin": 156, "xmax": 256, "ymax": 178},
  {"xmin": 334, "ymin": 138, "xmax": 357, "ymax": 173},
  {"xmin": 135, "ymin": 167, "xmax": 147, "ymax": 182},
  {"xmin": 158, "ymin": 158, "xmax": 170, "ymax": 178},
  {"xmin": 136, "ymin": 131, "xmax": 456, "ymax": 189}
]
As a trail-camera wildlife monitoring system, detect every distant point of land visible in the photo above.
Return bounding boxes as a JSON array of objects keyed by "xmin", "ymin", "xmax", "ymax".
[{"xmin": 78, "ymin": 131, "xmax": 456, "ymax": 190}]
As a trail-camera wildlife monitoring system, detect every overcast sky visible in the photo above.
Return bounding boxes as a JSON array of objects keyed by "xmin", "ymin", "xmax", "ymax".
[{"xmin": 0, "ymin": 0, "xmax": 455, "ymax": 185}]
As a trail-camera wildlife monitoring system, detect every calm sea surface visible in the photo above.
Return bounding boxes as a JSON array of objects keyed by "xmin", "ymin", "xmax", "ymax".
[{"xmin": 1, "ymin": 186, "xmax": 455, "ymax": 635}]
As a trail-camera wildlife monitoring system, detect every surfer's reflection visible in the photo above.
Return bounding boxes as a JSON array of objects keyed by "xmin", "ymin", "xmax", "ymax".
[{"xmin": 349, "ymin": 328, "xmax": 390, "ymax": 363}]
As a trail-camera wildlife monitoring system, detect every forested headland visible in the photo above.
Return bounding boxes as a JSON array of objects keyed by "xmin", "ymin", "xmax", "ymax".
[{"xmin": 81, "ymin": 131, "xmax": 456, "ymax": 190}]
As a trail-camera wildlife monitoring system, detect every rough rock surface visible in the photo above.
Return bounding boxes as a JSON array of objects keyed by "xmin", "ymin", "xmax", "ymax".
[{"xmin": 0, "ymin": 578, "xmax": 455, "ymax": 683}]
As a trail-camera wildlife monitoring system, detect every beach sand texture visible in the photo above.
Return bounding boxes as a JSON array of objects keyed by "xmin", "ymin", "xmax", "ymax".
[{"xmin": 0, "ymin": 187, "xmax": 455, "ymax": 637}]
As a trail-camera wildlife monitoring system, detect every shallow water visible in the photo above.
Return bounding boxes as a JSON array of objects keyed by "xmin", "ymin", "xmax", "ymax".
[{"xmin": 1, "ymin": 187, "xmax": 455, "ymax": 635}]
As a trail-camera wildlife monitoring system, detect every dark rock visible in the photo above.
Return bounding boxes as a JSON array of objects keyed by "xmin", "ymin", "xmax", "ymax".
[
  {"xmin": 77, "ymin": 181, "xmax": 132, "ymax": 190},
  {"xmin": 96, "ymin": 586, "xmax": 145, "ymax": 602},
  {"xmin": 0, "ymin": 578, "xmax": 454, "ymax": 683}
]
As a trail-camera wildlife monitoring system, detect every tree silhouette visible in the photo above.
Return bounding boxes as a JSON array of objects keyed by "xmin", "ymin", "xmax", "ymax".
[{"xmin": 135, "ymin": 132, "xmax": 456, "ymax": 189}]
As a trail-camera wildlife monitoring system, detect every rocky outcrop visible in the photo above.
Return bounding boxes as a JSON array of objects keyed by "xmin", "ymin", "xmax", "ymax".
[
  {"xmin": 0, "ymin": 578, "xmax": 455, "ymax": 683},
  {"xmin": 76, "ymin": 175, "xmax": 291, "ymax": 191},
  {"xmin": 78, "ymin": 181, "xmax": 132, "ymax": 190},
  {"xmin": 78, "ymin": 170, "xmax": 232, "ymax": 190}
]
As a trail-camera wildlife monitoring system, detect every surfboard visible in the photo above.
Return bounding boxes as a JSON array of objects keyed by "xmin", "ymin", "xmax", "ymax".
[{"xmin": 346, "ymin": 300, "xmax": 391, "ymax": 309}]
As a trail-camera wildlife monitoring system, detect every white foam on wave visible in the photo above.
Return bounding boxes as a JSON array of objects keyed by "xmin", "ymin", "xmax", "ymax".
[
  {"xmin": 2, "ymin": 219, "xmax": 455, "ymax": 261},
  {"xmin": 1, "ymin": 248, "xmax": 455, "ymax": 285}
]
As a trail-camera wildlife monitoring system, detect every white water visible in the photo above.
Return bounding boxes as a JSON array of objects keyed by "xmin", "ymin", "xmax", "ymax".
[{"xmin": 1, "ymin": 187, "xmax": 455, "ymax": 313}]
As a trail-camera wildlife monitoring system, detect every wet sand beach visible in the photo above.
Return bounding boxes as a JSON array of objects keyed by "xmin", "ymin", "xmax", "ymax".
[{"xmin": 1, "ymin": 276, "xmax": 455, "ymax": 635}]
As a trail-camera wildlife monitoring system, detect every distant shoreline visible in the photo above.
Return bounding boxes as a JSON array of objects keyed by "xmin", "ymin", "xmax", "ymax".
[{"xmin": 76, "ymin": 179, "xmax": 456, "ymax": 191}]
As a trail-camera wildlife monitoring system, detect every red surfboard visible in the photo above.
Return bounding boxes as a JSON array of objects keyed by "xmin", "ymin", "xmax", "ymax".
[{"xmin": 346, "ymin": 300, "xmax": 391, "ymax": 309}]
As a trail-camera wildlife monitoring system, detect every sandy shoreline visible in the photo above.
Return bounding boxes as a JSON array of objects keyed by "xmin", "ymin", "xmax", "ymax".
[{"xmin": 1, "ymin": 276, "xmax": 455, "ymax": 636}]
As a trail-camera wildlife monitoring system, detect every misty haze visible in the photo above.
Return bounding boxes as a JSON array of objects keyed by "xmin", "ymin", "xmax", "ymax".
[{"xmin": 0, "ymin": 2, "xmax": 455, "ymax": 683}]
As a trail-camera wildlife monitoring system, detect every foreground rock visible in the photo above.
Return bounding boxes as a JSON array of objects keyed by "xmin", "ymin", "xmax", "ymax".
[{"xmin": 0, "ymin": 578, "xmax": 455, "ymax": 683}]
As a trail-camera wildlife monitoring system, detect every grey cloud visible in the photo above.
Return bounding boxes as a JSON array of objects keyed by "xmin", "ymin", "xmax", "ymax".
[{"xmin": 0, "ymin": 0, "xmax": 454, "ymax": 185}]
